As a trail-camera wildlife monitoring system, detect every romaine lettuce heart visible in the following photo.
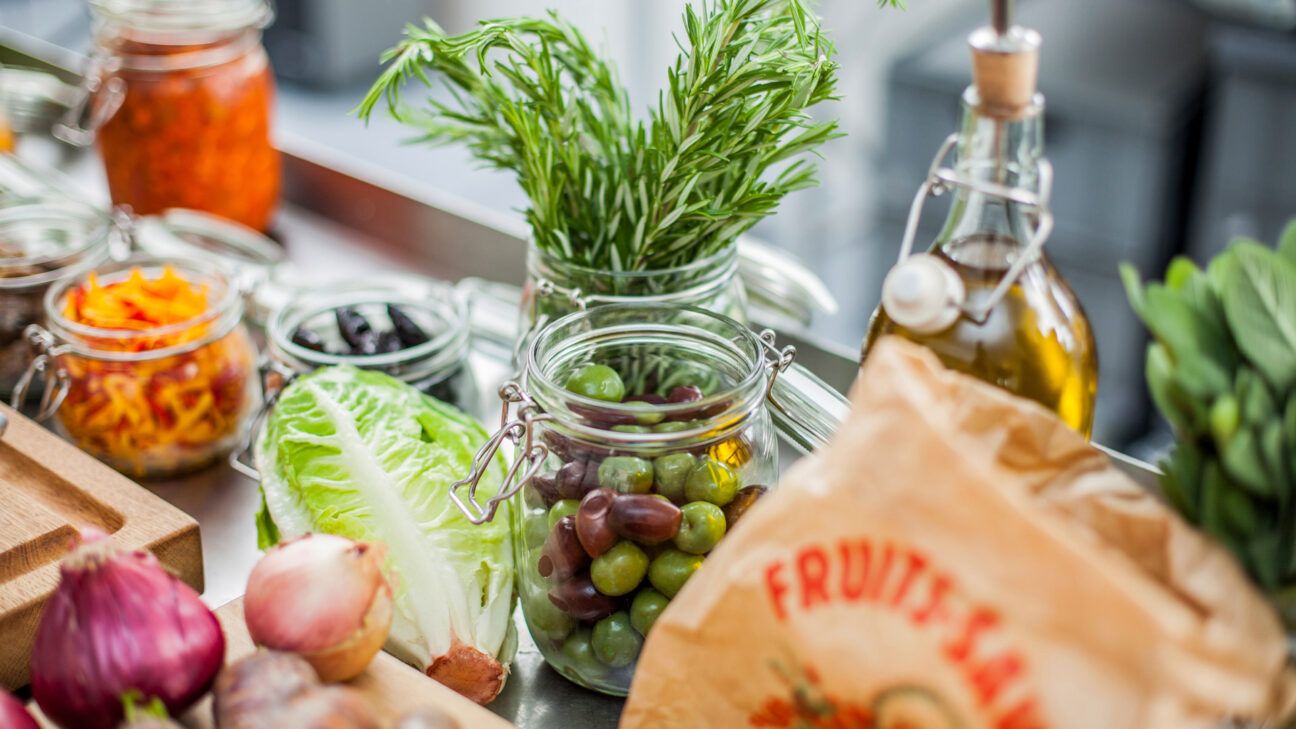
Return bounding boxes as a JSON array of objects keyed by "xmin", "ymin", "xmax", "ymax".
[{"xmin": 254, "ymin": 365, "xmax": 515, "ymax": 703}]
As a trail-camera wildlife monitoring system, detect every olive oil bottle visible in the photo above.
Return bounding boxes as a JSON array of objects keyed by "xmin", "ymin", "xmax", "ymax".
[{"xmin": 862, "ymin": 0, "xmax": 1097, "ymax": 437}]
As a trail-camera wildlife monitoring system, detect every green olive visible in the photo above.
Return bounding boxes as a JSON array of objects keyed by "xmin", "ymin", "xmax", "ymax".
[
  {"xmin": 591, "ymin": 612, "xmax": 642, "ymax": 667},
  {"xmin": 653, "ymin": 453, "xmax": 695, "ymax": 502},
  {"xmin": 630, "ymin": 588, "xmax": 670, "ymax": 636},
  {"xmin": 673, "ymin": 501, "xmax": 727, "ymax": 554},
  {"xmin": 525, "ymin": 514, "xmax": 551, "ymax": 550},
  {"xmin": 566, "ymin": 364, "xmax": 626, "ymax": 402},
  {"xmin": 622, "ymin": 401, "xmax": 666, "ymax": 426},
  {"xmin": 548, "ymin": 499, "xmax": 582, "ymax": 530},
  {"xmin": 652, "ymin": 421, "xmax": 692, "ymax": 433},
  {"xmin": 598, "ymin": 456, "xmax": 654, "ymax": 494},
  {"xmin": 525, "ymin": 590, "xmax": 575, "ymax": 643},
  {"xmin": 684, "ymin": 456, "xmax": 739, "ymax": 506},
  {"xmin": 590, "ymin": 541, "xmax": 649, "ymax": 596},
  {"xmin": 648, "ymin": 549, "xmax": 705, "ymax": 598},
  {"xmin": 612, "ymin": 424, "xmax": 653, "ymax": 434},
  {"xmin": 560, "ymin": 628, "xmax": 602, "ymax": 675}
]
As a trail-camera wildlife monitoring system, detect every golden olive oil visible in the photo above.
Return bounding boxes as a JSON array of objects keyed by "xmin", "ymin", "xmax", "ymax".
[{"xmin": 865, "ymin": 235, "xmax": 1097, "ymax": 437}]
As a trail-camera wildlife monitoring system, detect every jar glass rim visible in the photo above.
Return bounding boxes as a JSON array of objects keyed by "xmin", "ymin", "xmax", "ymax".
[
  {"xmin": 268, "ymin": 284, "xmax": 470, "ymax": 374},
  {"xmin": 0, "ymin": 203, "xmax": 113, "ymax": 285},
  {"xmin": 525, "ymin": 302, "xmax": 767, "ymax": 444},
  {"xmin": 528, "ymin": 239, "xmax": 738, "ymax": 282},
  {"xmin": 45, "ymin": 256, "xmax": 242, "ymax": 359},
  {"xmin": 90, "ymin": 0, "xmax": 273, "ymax": 38}
]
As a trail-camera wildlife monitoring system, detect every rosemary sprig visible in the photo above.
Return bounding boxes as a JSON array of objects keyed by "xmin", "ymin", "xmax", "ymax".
[{"xmin": 358, "ymin": 0, "xmax": 846, "ymax": 272}]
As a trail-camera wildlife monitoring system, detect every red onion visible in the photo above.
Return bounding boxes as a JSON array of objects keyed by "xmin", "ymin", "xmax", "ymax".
[
  {"xmin": 31, "ymin": 530, "xmax": 225, "ymax": 729},
  {"xmin": 244, "ymin": 534, "xmax": 392, "ymax": 682},
  {"xmin": 0, "ymin": 690, "xmax": 39, "ymax": 729}
]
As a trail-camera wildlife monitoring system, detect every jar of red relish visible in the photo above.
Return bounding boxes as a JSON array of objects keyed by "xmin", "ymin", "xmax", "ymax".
[{"xmin": 61, "ymin": 0, "xmax": 280, "ymax": 232}]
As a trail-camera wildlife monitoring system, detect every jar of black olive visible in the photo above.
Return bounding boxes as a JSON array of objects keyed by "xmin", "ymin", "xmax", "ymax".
[
  {"xmin": 446, "ymin": 303, "xmax": 838, "ymax": 695},
  {"xmin": 264, "ymin": 281, "xmax": 474, "ymax": 413}
]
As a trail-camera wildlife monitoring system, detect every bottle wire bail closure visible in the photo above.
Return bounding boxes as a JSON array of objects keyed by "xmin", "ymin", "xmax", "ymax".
[
  {"xmin": 880, "ymin": 132, "xmax": 1054, "ymax": 335},
  {"xmin": 448, "ymin": 382, "xmax": 551, "ymax": 525}
]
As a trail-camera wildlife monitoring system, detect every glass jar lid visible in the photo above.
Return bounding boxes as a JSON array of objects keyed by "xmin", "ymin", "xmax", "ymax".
[
  {"xmin": 132, "ymin": 208, "xmax": 284, "ymax": 321},
  {"xmin": 268, "ymin": 278, "xmax": 471, "ymax": 385},
  {"xmin": 90, "ymin": 0, "xmax": 274, "ymax": 37},
  {"xmin": 0, "ymin": 202, "xmax": 113, "ymax": 289}
]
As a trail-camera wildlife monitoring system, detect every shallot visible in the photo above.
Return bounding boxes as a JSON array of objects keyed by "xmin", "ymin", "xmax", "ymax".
[
  {"xmin": 31, "ymin": 530, "xmax": 224, "ymax": 729},
  {"xmin": 244, "ymin": 533, "xmax": 393, "ymax": 682},
  {"xmin": 213, "ymin": 651, "xmax": 381, "ymax": 729}
]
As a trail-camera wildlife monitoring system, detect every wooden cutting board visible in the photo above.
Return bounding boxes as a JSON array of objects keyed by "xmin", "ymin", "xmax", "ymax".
[
  {"xmin": 29, "ymin": 598, "xmax": 516, "ymax": 728},
  {"xmin": 0, "ymin": 404, "xmax": 203, "ymax": 690}
]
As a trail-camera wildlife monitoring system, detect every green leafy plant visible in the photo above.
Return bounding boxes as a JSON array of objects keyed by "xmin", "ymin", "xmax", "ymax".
[
  {"xmin": 357, "ymin": 0, "xmax": 851, "ymax": 272},
  {"xmin": 1122, "ymin": 220, "xmax": 1296, "ymax": 623}
]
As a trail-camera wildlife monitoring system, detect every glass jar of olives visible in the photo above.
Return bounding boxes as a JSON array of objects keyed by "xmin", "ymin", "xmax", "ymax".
[{"xmin": 449, "ymin": 304, "xmax": 801, "ymax": 695}]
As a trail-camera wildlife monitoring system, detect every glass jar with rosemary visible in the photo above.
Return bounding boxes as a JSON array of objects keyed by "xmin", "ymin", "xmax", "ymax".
[{"xmin": 358, "ymin": 0, "xmax": 842, "ymax": 338}]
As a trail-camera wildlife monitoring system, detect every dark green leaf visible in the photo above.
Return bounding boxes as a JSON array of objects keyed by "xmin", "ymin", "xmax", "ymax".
[
  {"xmin": 1141, "ymin": 284, "xmax": 1232, "ymax": 368},
  {"xmin": 1261, "ymin": 419, "xmax": 1290, "ymax": 495},
  {"xmin": 1160, "ymin": 444, "xmax": 1202, "ymax": 519},
  {"xmin": 1221, "ymin": 427, "xmax": 1276, "ymax": 498},
  {"xmin": 1146, "ymin": 343, "xmax": 1195, "ymax": 434},
  {"xmin": 1247, "ymin": 530, "xmax": 1282, "ymax": 590},
  {"xmin": 1172, "ymin": 352, "xmax": 1232, "ymax": 402},
  {"xmin": 1216, "ymin": 242, "xmax": 1296, "ymax": 393}
]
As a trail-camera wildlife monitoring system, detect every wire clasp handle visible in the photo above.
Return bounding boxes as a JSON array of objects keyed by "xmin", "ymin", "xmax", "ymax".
[
  {"xmin": 9, "ymin": 325, "xmax": 71, "ymax": 421},
  {"xmin": 448, "ymin": 382, "xmax": 550, "ymax": 525}
]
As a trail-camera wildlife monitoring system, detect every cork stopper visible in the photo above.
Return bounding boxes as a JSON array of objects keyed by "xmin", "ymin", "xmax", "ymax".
[{"xmin": 968, "ymin": 0, "xmax": 1041, "ymax": 119}]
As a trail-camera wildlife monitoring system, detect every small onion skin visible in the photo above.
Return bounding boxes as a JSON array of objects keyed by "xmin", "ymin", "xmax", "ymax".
[
  {"xmin": 31, "ymin": 531, "xmax": 225, "ymax": 729},
  {"xmin": 214, "ymin": 651, "xmax": 380, "ymax": 729},
  {"xmin": 0, "ymin": 690, "xmax": 39, "ymax": 729},
  {"xmin": 245, "ymin": 534, "xmax": 393, "ymax": 682}
]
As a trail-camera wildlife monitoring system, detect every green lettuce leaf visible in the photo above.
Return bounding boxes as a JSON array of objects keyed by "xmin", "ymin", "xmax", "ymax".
[{"xmin": 254, "ymin": 365, "xmax": 514, "ymax": 687}]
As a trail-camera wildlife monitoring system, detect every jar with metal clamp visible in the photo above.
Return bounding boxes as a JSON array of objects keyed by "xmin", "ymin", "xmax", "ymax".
[
  {"xmin": 863, "ymin": 3, "xmax": 1097, "ymax": 437},
  {"xmin": 57, "ymin": 0, "xmax": 280, "ymax": 231},
  {"xmin": 446, "ymin": 303, "xmax": 831, "ymax": 695},
  {"xmin": 11, "ymin": 256, "xmax": 261, "ymax": 478}
]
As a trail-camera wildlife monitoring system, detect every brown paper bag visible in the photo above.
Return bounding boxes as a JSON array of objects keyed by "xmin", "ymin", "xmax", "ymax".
[{"xmin": 621, "ymin": 337, "xmax": 1295, "ymax": 729}]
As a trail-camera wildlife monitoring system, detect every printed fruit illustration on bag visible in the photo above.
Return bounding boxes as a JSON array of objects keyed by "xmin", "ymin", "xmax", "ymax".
[{"xmin": 750, "ymin": 661, "xmax": 965, "ymax": 729}]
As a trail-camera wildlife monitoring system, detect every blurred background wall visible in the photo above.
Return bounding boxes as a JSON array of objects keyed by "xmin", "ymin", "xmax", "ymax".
[{"xmin": 2, "ymin": 0, "xmax": 1294, "ymax": 451}]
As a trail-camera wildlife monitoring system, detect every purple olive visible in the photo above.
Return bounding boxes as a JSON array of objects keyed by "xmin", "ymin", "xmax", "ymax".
[
  {"xmin": 667, "ymin": 385, "xmax": 704, "ymax": 403},
  {"xmin": 548, "ymin": 575, "xmax": 620, "ymax": 621},
  {"xmin": 723, "ymin": 485, "xmax": 769, "ymax": 529},
  {"xmin": 569, "ymin": 402, "xmax": 639, "ymax": 428},
  {"xmin": 556, "ymin": 460, "xmax": 602, "ymax": 501},
  {"xmin": 543, "ymin": 431, "xmax": 614, "ymax": 462},
  {"xmin": 625, "ymin": 393, "xmax": 668, "ymax": 405},
  {"xmin": 609, "ymin": 494, "xmax": 683, "ymax": 545},
  {"xmin": 576, "ymin": 488, "xmax": 618, "ymax": 557},
  {"xmin": 539, "ymin": 515, "xmax": 589, "ymax": 580},
  {"xmin": 529, "ymin": 473, "xmax": 561, "ymax": 507}
]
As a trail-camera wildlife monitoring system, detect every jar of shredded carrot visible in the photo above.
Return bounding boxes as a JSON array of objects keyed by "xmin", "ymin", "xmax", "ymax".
[
  {"xmin": 22, "ymin": 257, "xmax": 261, "ymax": 478},
  {"xmin": 82, "ymin": 0, "xmax": 279, "ymax": 231}
]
